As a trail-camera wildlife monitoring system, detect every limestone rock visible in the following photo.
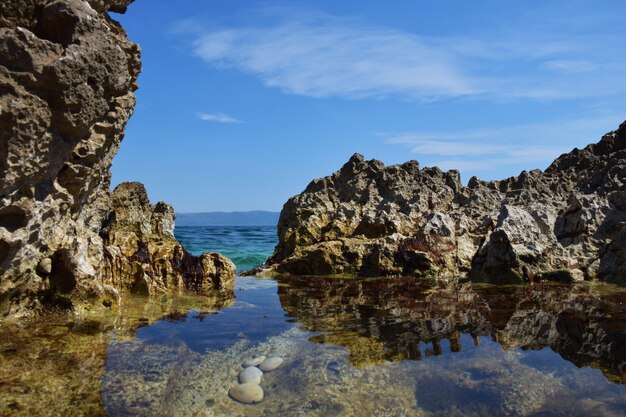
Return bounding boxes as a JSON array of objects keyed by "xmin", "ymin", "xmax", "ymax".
[
  {"xmin": 0, "ymin": 1, "xmax": 234, "ymax": 318},
  {"xmin": 229, "ymin": 383, "xmax": 264, "ymax": 404},
  {"xmin": 259, "ymin": 356, "xmax": 284, "ymax": 371},
  {"xmin": 36, "ymin": 258, "xmax": 52, "ymax": 275},
  {"xmin": 238, "ymin": 366, "xmax": 263, "ymax": 384},
  {"xmin": 243, "ymin": 355, "xmax": 266, "ymax": 367},
  {"xmin": 101, "ymin": 182, "xmax": 235, "ymax": 297},
  {"xmin": 263, "ymin": 122, "xmax": 626, "ymax": 283},
  {"xmin": 0, "ymin": 0, "xmax": 141, "ymax": 317}
]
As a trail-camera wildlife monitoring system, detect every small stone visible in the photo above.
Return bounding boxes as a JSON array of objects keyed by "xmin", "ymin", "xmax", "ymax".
[
  {"xmin": 239, "ymin": 366, "xmax": 263, "ymax": 384},
  {"xmin": 229, "ymin": 383, "xmax": 264, "ymax": 404},
  {"xmin": 259, "ymin": 357, "xmax": 284, "ymax": 372},
  {"xmin": 243, "ymin": 355, "xmax": 266, "ymax": 367},
  {"xmin": 37, "ymin": 258, "xmax": 52, "ymax": 275}
]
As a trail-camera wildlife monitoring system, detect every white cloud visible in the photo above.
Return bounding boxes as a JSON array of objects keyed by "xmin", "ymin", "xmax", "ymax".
[
  {"xmin": 541, "ymin": 60, "xmax": 598, "ymax": 74},
  {"xmin": 191, "ymin": 21, "xmax": 474, "ymax": 100},
  {"xmin": 179, "ymin": 10, "xmax": 626, "ymax": 102},
  {"xmin": 380, "ymin": 114, "xmax": 624, "ymax": 172},
  {"xmin": 197, "ymin": 112, "xmax": 244, "ymax": 124}
]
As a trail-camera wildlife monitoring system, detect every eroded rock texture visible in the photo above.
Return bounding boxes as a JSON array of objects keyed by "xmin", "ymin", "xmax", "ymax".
[
  {"xmin": 267, "ymin": 121, "xmax": 626, "ymax": 283},
  {"xmin": 101, "ymin": 182, "xmax": 235, "ymax": 298},
  {"xmin": 0, "ymin": 0, "xmax": 234, "ymax": 318}
]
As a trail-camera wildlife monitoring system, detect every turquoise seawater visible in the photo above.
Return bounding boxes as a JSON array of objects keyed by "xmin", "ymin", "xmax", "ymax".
[
  {"xmin": 118, "ymin": 225, "xmax": 626, "ymax": 417},
  {"xmin": 175, "ymin": 225, "xmax": 277, "ymax": 272}
]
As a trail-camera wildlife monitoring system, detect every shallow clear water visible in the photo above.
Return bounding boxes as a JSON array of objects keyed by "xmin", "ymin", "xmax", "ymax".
[
  {"xmin": 1, "ymin": 226, "xmax": 626, "ymax": 416},
  {"xmin": 135, "ymin": 277, "xmax": 293, "ymax": 353},
  {"xmin": 98, "ymin": 275, "xmax": 626, "ymax": 417}
]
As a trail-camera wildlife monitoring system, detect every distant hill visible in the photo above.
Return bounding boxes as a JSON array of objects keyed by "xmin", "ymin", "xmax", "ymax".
[{"xmin": 175, "ymin": 211, "xmax": 280, "ymax": 226}]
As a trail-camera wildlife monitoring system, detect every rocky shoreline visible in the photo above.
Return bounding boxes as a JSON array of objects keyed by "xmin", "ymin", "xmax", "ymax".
[
  {"xmin": 101, "ymin": 182, "xmax": 235, "ymax": 299},
  {"xmin": 0, "ymin": 1, "xmax": 624, "ymax": 416},
  {"xmin": 0, "ymin": 0, "xmax": 234, "ymax": 319},
  {"xmin": 1, "ymin": 0, "xmax": 625, "ymax": 321},
  {"xmin": 259, "ymin": 121, "xmax": 626, "ymax": 284}
]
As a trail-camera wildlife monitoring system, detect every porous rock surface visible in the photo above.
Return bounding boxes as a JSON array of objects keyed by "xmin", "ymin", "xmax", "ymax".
[
  {"xmin": 265, "ymin": 121, "xmax": 626, "ymax": 283},
  {"xmin": 101, "ymin": 182, "xmax": 235, "ymax": 297},
  {"xmin": 0, "ymin": 0, "xmax": 234, "ymax": 318}
]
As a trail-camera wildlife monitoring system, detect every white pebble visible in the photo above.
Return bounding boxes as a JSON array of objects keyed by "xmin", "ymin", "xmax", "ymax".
[
  {"xmin": 239, "ymin": 366, "xmax": 263, "ymax": 384},
  {"xmin": 259, "ymin": 357, "xmax": 284, "ymax": 372},
  {"xmin": 37, "ymin": 258, "xmax": 52, "ymax": 275},
  {"xmin": 243, "ymin": 355, "xmax": 266, "ymax": 367},
  {"xmin": 229, "ymin": 383, "xmax": 264, "ymax": 404}
]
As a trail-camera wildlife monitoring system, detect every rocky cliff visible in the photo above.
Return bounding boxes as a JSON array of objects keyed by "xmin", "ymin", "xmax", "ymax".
[
  {"xmin": 0, "ymin": 0, "xmax": 234, "ymax": 318},
  {"xmin": 266, "ymin": 121, "xmax": 626, "ymax": 283}
]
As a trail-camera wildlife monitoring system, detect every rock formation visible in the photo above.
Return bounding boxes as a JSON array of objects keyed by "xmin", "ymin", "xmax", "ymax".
[
  {"xmin": 264, "ymin": 121, "xmax": 626, "ymax": 283},
  {"xmin": 0, "ymin": 0, "xmax": 234, "ymax": 318},
  {"xmin": 101, "ymin": 182, "xmax": 235, "ymax": 298}
]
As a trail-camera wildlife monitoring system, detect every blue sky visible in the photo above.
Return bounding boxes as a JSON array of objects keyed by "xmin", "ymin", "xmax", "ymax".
[{"xmin": 111, "ymin": 0, "xmax": 626, "ymax": 212}]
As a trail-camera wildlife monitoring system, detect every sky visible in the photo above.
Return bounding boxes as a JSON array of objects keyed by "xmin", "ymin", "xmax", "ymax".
[{"xmin": 111, "ymin": 0, "xmax": 626, "ymax": 212}]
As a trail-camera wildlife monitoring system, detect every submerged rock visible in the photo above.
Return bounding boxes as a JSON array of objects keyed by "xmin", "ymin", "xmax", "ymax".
[
  {"xmin": 0, "ymin": 0, "xmax": 235, "ymax": 318},
  {"xmin": 0, "ymin": 290, "xmax": 233, "ymax": 416},
  {"xmin": 259, "ymin": 357, "xmax": 284, "ymax": 371},
  {"xmin": 229, "ymin": 383, "xmax": 264, "ymax": 404},
  {"xmin": 243, "ymin": 355, "xmax": 267, "ymax": 367},
  {"xmin": 239, "ymin": 366, "xmax": 263, "ymax": 384},
  {"xmin": 263, "ymin": 122, "xmax": 626, "ymax": 283}
]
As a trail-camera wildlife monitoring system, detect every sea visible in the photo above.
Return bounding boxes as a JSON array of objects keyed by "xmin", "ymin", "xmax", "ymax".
[
  {"xmin": 1, "ymin": 225, "xmax": 625, "ymax": 416},
  {"xmin": 175, "ymin": 225, "xmax": 278, "ymax": 272}
]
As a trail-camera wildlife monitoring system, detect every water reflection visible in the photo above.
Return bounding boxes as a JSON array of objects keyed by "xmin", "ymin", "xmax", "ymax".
[
  {"xmin": 134, "ymin": 279, "xmax": 293, "ymax": 352},
  {"xmin": 3, "ymin": 276, "xmax": 625, "ymax": 416},
  {"xmin": 100, "ymin": 277, "xmax": 626, "ymax": 416},
  {"xmin": 276, "ymin": 276, "xmax": 626, "ymax": 383}
]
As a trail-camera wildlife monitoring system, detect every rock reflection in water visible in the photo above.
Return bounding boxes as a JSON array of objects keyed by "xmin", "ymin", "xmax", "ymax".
[
  {"xmin": 97, "ymin": 277, "xmax": 626, "ymax": 417},
  {"xmin": 276, "ymin": 276, "xmax": 626, "ymax": 382}
]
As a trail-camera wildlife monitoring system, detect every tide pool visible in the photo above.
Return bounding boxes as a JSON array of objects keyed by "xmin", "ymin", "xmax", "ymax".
[{"xmin": 2, "ymin": 226, "xmax": 625, "ymax": 416}]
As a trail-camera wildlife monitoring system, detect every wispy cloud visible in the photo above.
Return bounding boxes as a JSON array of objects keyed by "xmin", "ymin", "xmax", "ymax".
[
  {"xmin": 541, "ymin": 60, "xmax": 598, "ymax": 74},
  {"xmin": 189, "ymin": 20, "xmax": 474, "ymax": 100},
  {"xmin": 197, "ymin": 112, "xmax": 244, "ymax": 124},
  {"xmin": 177, "ymin": 9, "xmax": 626, "ymax": 102},
  {"xmin": 379, "ymin": 114, "xmax": 624, "ymax": 173}
]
